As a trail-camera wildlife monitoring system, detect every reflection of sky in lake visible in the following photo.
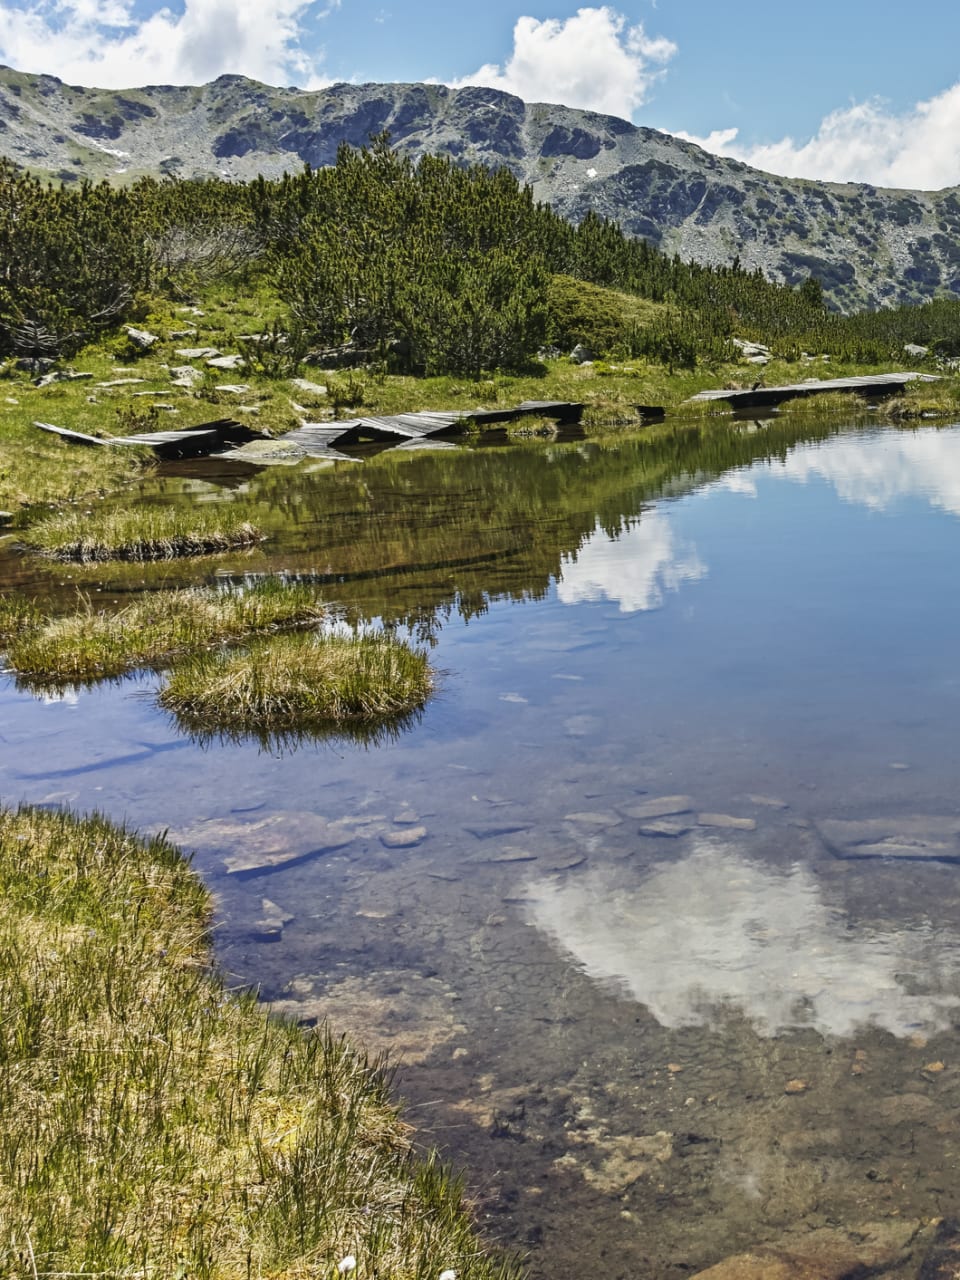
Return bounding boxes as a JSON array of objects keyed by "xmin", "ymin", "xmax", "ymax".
[
  {"xmin": 555, "ymin": 428, "xmax": 960, "ymax": 620},
  {"xmin": 557, "ymin": 511, "xmax": 706, "ymax": 612},
  {"xmin": 765, "ymin": 428, "xmax": 960, "ymax": 515},
  {"xmin": 525, "ymin": 841, "xmax": 960, "ymax": 1038}
]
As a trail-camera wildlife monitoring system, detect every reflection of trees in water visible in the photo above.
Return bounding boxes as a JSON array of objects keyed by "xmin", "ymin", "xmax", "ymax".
[{"xmin": 17, "ymin": 417, "xmax": 852, "ymax": 640}]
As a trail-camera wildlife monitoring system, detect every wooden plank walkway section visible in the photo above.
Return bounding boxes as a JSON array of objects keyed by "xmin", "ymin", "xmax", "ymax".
[
  {"xmin": 282, "ymin": 400, "xmax": 583, "ymax": 455},
  {"xmin": 687, "ymin": 372, "xmax": 938, "ymax": 411},
  {"xmin": 36, "ymin": 401, "xmax": 583, "ymax": 463},
  {"xmin": 35, "ymin": 418, "xmax": 265, "ymax": 460}
]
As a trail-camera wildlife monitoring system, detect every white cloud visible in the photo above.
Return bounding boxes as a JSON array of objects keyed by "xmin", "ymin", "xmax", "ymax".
[
  {"xmin": 0, "ymin": 0, "xmax": 332, "ymax": 89},
  {"xmin": 454, "ymin": 6, "xmax": 677, "ymax": 119},
  {"xmin": 677, "ymin": 83, "xmax": 960, "ymax": 189},
  {"xmin": 525, "ymin": 842, "xmax": 960, "ymax": 1037},
  {"xmin": 558, "ymin": 510, "xmax": 705, "ymax": 613}
]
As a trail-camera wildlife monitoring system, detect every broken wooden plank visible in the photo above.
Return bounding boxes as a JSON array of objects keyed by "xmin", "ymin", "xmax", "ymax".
[
  {"xmin": 34, "ymin": 421, "xmax": 112, "ymax": 447},
  {"xmin": 459, "ymin": 400, "xmax": 584, "ymax": 426},
  {"xmin": 35, "ymin": 417, "xmax": 267, "ymax": 460}
]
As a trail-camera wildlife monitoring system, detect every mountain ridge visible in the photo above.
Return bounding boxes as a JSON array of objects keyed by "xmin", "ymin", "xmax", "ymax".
[{"xmin": 3, "ymin": 64, "xmax": 959, "ymax": 313}]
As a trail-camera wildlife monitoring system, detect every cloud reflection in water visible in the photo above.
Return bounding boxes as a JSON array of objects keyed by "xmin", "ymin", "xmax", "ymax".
[
  {"xmin": 777, "ymin": 431, "xmax": 960, "ymax": 516},
  {"xmin": 558, "ymin": 511, "xmax": 706, "ymax": 613},
  {"xmin": 525, "ymin": 842, "xmax": 960, "ymax": 1038}
]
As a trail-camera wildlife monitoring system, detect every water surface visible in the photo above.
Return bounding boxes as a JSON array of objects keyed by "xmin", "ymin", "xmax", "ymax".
[{"xmin": 4, "ymin": 417, "xmax": 960, "ymax": 1276}]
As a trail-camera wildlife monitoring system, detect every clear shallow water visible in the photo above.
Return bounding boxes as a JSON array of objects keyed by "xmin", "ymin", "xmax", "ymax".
[{"xmin": 4, "ymin": 419, "xmax": 960, "ymax": 1275}]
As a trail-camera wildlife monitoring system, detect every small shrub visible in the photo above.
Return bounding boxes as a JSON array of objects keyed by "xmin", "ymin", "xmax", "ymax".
[
  {"xmin": 236, "ymin": 320, "xmax": 308, "ymax": 378},
  {"xmin": 327, "ymin": 371, "xmax": 366, "ymax": 414}
]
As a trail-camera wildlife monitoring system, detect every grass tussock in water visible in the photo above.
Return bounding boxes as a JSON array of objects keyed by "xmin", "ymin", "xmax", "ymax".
[
  {"xmin": 21, "ymin": 502, "xmax": 264, "ymax": 561},
  {"xmin": 0, "ymin": 594, "xmax": 42, "ymax": 644},
  {"xmin": 7, "ymin": 581, "xmax": 326, "ymax": 683},
  {"xmin": 0, "ymin": 804, "xmax": 517, "ymax": 1280},
  {"xmin": 774, "ymin": 390, "xmax": 871, "ymax": 417},
  {"xmin": 159, "ymin": 630, "xmax": 433, "ymax": 733}
]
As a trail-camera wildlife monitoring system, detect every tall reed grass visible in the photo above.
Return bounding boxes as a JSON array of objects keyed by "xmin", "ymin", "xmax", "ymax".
[{"xmin": 0, "ymin": 803, "xmax": 518, "ymax": 1280}]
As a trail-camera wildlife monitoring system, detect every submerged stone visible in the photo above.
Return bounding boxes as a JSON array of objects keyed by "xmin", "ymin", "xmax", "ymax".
[
  {"xmin": 622, "ymin": 795, "xmax": 694, "ymax": 820},
  {"xmin": 167, "ymin": 812, "xmax": 354, "ymax": 876},
  {"xmin": 638, "ymin": 819, "xmax": 692, "ymax": 838},
  {"xmin": 563, "ymin": 811, "xmax": 623, "ymax": 827},
  {"xmin": 249, "ymin": 896, "xmax": 294, "ymax": 941},
  {"xmin": 381, "ymin": 825, "xmax": 427, "ymax": 848},
  {"xmin": 691, "ymin": 1220, "xmax": 922, "ymax": 1279},
  {"xmin": 697, "ymin": 813, "xmax": 757, "ymax": 831},
  {"xmin": 464, "ymin": 822, "xmax": 532, "ymax": 839},
  {"xmin": 818, "ymin": 815, "xmax": 960, "ymax": 862}
]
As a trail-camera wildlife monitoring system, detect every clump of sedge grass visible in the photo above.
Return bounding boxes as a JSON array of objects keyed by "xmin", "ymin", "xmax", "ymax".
[
  {"xmin": 881, "ymin": 379, "xmax": 960, "ymax": 420},
  {"xmin": 0, "ymin": 803, "xmax": 518, "ymax": 1280},
  {"xmin": 775, "ymin": 390, "xmax": 871, "ymax": 417},
  {"xmin": 159, "ymin": 630, "xmax": 433, "ymax": 733},
  {"xmin": 0, "ymin": 594, "xmax": 44, "ymax": 645},
  {"xmin": 7, "ymin": 580, "xmax": 326, "ymax": 683},
  {"xmin": 21, "ymin": 502, "xmax": 265, "ymax": 561}
]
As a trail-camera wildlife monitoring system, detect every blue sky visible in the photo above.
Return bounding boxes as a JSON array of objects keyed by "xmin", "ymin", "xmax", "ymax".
[{"xmin": 2, "ymin": 0, "xmax": 960, "ymax": 188}]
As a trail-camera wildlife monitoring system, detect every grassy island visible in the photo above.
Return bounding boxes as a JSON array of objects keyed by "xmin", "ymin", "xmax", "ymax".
[
  {"xmin": 0, "ymin": 803, "xmax": 517, "ymax": 1280},
  {"xmin": 158, "ymin": 630, "xmax": 434, "ymax": 737},
  {"xmin": 21, "ymin": 502, "xmax": 265, "ymax": 562},
  {"xmin": 5, "ymin": 581, "xmax": 328, "ymax": 683}
]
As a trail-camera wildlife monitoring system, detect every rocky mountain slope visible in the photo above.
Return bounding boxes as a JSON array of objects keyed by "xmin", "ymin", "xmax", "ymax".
[{"xmin": 3, "ymin": 64, "xmax": 959, "ymax": 313}]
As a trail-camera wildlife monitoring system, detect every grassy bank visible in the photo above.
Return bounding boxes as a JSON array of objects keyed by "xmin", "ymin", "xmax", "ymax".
[
  {"xmin": 159, "ymin": 630, "xmax": 434, "ymax": 736},
  {"xmin": 5, "ymin": 581, "xmax": 327, "ymax": 683},
  {"xmin": 0, "ymin": 803, "xmax": 516, "ymax": 1280},
  {"xmin": 6, "ymin": 282, "xmax": 954, "ymax": 518}
]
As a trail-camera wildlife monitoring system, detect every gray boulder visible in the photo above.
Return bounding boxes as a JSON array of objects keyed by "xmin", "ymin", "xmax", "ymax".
[{"xmin": 126, "ymin": 326, "xmax": 159, "ymax": 350}]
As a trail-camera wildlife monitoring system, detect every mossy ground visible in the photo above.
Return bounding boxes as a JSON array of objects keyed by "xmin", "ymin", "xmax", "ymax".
[{"xmin": 0, "ymin": 803, "xmax": 519, "ymax": 1280}]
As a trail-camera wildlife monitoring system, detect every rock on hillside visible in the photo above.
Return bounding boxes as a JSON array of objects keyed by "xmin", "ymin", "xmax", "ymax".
[{"xmin": 2, "ymin": 64, "xmax": 959, "ymax": 313}]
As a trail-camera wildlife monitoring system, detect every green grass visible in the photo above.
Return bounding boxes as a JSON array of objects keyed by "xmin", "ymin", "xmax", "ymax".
[
  {"xmin": 774, "ymin": 390, "xmax": 874, "ymax": 417},
  {"xmin": 21, "ymin": 501, "xmax": 265, "ymax": 561},
  {"xmin": 6, "ymin": 581, "xmax": 327, "ymax": 683},
  {"xmin": 0, "ymin": 594, "xmax": 43, "ymax": 644},
  {"xmin": 0, "ymin": 803, "xmax": 520, "ymax": 1280},
  {"xmin": 882, "ymin": 379, "xmax": 960, "ymax": 419},
  {"xmin": 159, "ymin": 630, "xmax": 434, "ymax": 736}
]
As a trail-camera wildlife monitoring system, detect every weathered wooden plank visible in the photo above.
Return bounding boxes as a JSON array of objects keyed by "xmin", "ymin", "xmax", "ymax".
[
  {"xmin": 35, "ymin": 421, "xmax": 111, "ymax": 447},
  {"xmin": 460, "ymin": 401, "xmax": 584, "ymax": 426},
  {"xmin": 35, "ymin": 417, "xmax": 265, "ymax": 459},
  {"xmin": 688, "ymin": 371, "xmax": 938, "ymax": 410}
]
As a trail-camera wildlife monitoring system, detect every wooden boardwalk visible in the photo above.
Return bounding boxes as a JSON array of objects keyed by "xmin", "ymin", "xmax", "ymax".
[
  {"xmin": 35, "ymin": 418, "xmax": 263, "ymax": 460},
  {"xmin": 687, "ymin": 372, "xmax": 938, "ymax": 411},
  {"xmin": 282, "ymin": 400, "xmax": 583, "ymax": 455},
  {"xmin": 35, "ymin": 401, "xmax": 583, "ymax": 463}
]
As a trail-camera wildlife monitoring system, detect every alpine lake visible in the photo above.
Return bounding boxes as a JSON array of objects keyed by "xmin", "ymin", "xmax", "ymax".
[{"xmin": 4, "ymin": 410, "xmax": 960, "ymax": 1278}]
